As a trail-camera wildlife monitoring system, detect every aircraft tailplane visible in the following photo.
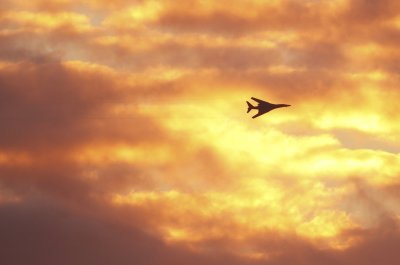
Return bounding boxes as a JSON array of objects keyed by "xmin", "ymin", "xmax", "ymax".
[{"xmin": 246, "ymin": 101, "xmax": 255, "ymax": 113}]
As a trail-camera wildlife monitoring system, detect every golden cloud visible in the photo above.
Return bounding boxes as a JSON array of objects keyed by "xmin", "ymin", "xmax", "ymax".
[{"xmin": 1, "ymin": 0, "xmax": 400, "ymax": 264}]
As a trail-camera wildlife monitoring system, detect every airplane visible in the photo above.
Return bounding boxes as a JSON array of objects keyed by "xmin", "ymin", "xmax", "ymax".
[{"xmin": 246, "ymin": 97, "xmax": 290, "ymax": 119}]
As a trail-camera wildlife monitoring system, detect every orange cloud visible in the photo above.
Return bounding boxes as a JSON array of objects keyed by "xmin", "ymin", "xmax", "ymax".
[{"xmin": 1, "ymin": 0, "xmax": 400, "ymax": 264}]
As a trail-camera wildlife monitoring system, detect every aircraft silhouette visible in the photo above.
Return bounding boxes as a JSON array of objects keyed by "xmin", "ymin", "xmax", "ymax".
[{"xmin": 246, "ymin": 97, "xmax": 290, "ymax": 119}]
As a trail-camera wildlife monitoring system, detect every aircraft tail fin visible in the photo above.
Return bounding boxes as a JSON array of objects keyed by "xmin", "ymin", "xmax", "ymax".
[{"xmin": 246, "ymin": 101, "xmax": 255, "ymax": 113}]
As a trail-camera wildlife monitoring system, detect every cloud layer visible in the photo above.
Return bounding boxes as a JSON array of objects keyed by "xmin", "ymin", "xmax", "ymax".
[{"xmin": 1, "ymin": 0, "xmax": 400, "ymax": 264}]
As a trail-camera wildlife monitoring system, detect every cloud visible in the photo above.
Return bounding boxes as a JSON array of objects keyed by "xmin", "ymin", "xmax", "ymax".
[
  {"xmin": 0, "ymin": 199, "xmax": 267, "ymax": 265},
  {"xmin": 1, "ymin": 0, "xmax": 400, "ymax": 264}
]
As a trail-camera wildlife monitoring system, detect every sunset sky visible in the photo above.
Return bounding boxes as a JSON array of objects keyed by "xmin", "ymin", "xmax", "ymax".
[{"xmin": 1, "ymin": 0, "xmax": 400, "ymax": 264}]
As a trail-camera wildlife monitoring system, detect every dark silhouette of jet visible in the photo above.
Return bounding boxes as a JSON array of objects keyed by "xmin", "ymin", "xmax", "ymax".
[{"xmin": 246, "ymin": 97, "xmax": 290, "ymax": 119}]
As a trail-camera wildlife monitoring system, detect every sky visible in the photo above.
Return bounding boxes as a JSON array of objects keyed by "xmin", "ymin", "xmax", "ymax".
[{"xmin": 1, "ymin": 0, "xmax": 400, "ymax": 264}]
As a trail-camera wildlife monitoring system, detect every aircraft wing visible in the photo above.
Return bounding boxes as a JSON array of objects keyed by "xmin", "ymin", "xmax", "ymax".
[
  {"xmin": 251, "ymin": 97, "xmax": 271, "ymax": 105},
  {"xmin": 252, "ymin": 110, "xmax": 266, "ymax": 119}
]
